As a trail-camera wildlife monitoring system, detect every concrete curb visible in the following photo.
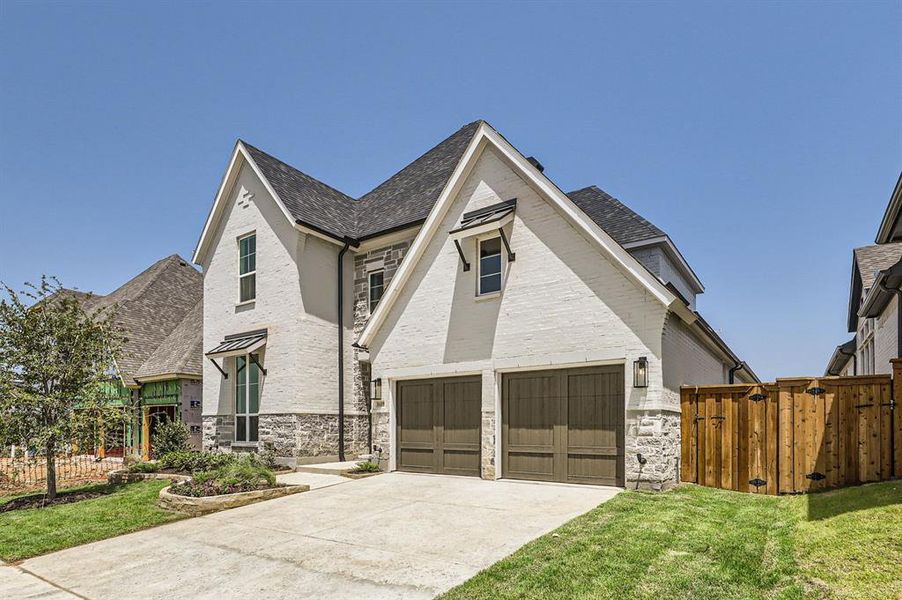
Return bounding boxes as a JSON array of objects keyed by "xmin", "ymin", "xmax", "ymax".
[{"xmin": 158, "ymin": 483, "xmax": 310, "ymax": 517}]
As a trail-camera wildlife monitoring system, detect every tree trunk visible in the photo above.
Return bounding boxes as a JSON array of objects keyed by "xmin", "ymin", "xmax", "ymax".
[{"xmin": 45, "ymin": 442, "xmax": 57, "ymax": 501}]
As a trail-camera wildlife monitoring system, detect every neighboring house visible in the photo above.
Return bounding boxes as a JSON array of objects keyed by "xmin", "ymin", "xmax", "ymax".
[
  {"xmin": 193, "ymin": 120, "xmax": 756, "ymax": 489},
  {"xmin": 827, "ymin": 172, "xmax": 902, "ymax": 376},
  {"xmin": 79, "ymin": 255, "xmax": 204, "ymax": 456}
]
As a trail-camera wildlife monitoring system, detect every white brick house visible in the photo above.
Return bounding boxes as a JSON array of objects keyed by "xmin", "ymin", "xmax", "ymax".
[
  {"xmin": 193, "ymin": 120, "xmax": 756, "ymax": 488},
  {"xmin": 827, "ymin": 172, "xmax": 902, "ymax": 377}
]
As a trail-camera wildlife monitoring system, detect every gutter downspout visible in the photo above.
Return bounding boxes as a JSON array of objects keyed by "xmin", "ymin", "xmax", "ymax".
[
  {"xmin": 879, "ymin": 279, "xmax": 902, "ymax": 360},
  {"xmin": 728, "ymin": 361, "xmax": 744, "ymax": 384},
  {"xmin": 837, "ymin": 346, "xmax": 857, "ymax": 376},
  {"xmin": 337, "ymin": 238, "xmax": 355, "ymax": 462}
]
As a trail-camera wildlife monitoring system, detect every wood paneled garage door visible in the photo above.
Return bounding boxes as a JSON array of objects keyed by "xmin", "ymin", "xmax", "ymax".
[
  {"xmin": 396, "ymin": 376, "xmax": 481, "ymax": 476},
  {"xmin": 502, "ymin": 366, "xmax": 625, "ymax": 485}
]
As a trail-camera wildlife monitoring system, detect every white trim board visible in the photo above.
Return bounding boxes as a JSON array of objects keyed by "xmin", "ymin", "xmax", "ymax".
[{"xmin": 357, "ymin": 122, "xmax": 695, "ymax": 347}]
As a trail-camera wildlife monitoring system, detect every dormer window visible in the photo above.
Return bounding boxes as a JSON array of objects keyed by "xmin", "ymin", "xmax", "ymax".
[
  {"xmin": 239, "ymin": 233, "xmax": 256, "ymax": 303},
  {"xmin": 478, "ymin": 237, "xmax": 503, "ymax": 296}
]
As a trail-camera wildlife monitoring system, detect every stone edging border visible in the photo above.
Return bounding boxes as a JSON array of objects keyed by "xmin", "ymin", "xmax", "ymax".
[{"xmin": 158, "ymin": 482, "xmax": 310, "ymax": 517}]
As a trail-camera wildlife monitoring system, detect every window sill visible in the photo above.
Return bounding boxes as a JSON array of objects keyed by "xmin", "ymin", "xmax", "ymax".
[
  {"xmin": 231, "ymin": 441, "xmax": 259, "ymax": 448},
  {"xmin": 476, "ymin": 291, "xmax": 502, "ymax": 302},
  {"xmin": 235, "ymin": 299, "xmax": 256, "ymax": 309}
]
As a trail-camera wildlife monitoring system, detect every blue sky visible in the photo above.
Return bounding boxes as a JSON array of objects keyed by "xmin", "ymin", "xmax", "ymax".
[{"xmin": 1, "ymin": 2, "xmax": 899, "ymax": 379}]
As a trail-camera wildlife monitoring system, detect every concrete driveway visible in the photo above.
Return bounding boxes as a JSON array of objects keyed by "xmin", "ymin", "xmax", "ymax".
[{"xmin": 3, "ymin": 472, "xmax": 619, "ymax": 599}]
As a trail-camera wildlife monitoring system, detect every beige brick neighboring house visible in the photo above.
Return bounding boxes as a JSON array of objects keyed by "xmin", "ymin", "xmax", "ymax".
[
  {"xmin": 193, "ymin": 120, "xmax": 756, "ymax": 489},
  {"xmin": 827, "ymin": 172, "xmax": 902, "ymax": 376}
]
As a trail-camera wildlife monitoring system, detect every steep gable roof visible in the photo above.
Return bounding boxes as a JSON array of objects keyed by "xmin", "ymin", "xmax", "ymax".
[
  {"xmin": 567, "ymin": 185, "xmax": 665, "ymax": 246},
  {"xmin": 847, "ymin": 242, "xmax": 902, "ymax": 332},
  {"xmin": 89, "ymin": 255, "xmax": 203, "ymax": 385},
  {"xmin": 241, "ymin": 142, "xmax": 358, "ymax": 240}
]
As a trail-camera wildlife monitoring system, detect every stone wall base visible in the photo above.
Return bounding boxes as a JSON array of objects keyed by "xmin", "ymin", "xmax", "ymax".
[
  {"xmin": 625, "ymin": 409, "xmax": 680, "ymax": 491},
  {"xmin": 203, "ymin": 413, "xmax": 369, "ymax": 460}
]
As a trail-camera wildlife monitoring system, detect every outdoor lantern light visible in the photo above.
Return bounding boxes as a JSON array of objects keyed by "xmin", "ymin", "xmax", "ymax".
[
  {"xmin": 633, "ymin": 357, "xmax": 648, "ymax": 388},
  {"xmin": 371, "ymin": 378, "xmax": 382, "ymax": 402}
]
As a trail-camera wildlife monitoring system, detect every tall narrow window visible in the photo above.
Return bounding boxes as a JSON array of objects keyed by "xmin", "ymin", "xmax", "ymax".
[
  {"xmin": 239, "ymin": 233, "xmax": 256, "ymax": 302},
  {"xmin": 478, "ymin": 236, "xmax": 502, "ymax": 295},
  {"xmin": 368, "ymin": 270, "xmax": 384, "ymax": 314},
  {"xmin": 235, "ymin": 354, "xmax": 260, "ymax": 442}
]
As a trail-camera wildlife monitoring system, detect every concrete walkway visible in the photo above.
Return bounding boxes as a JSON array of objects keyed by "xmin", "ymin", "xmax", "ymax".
[{"xmin": 3, "ymin": 472, "xmax": 619, "ymax": 599}]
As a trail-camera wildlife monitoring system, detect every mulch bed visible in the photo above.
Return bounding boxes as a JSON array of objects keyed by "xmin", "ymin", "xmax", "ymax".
[{"xmin": 0, "ymin": 487, "xmax": 114, "ymax": 513}]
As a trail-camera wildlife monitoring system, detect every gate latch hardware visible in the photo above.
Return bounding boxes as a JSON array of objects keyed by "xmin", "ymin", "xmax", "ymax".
[
  {"xmin": 749, "ymin": 478, "xmax": 767, "ymax": 489},
  {"xmin": 806, "ymin": 472, "xmax": 826, "ymax": 481},
  {"xmin": 855, "ymin": 403, "xmax": 874, "ymax": 409},
  {"xmin": 749, "ymin": 393, "xmax": 767, "ymax": 402},
  {"xmin": 694, "ymin": 416, "xmax": 706, "ymax": 422},
  {"xmin": 806, "ymin": 387, "xmax": 826, "ymax": 396},
  {"xmin": 709, "ymin": 416, "xmax": 726, "ymax": 421}
]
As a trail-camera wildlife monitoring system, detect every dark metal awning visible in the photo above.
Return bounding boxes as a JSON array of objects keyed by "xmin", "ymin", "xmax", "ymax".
[
  {"xmin": 450, "ymin": 198, "xmax": 517, "ymax": 234},
  {"xmin": 205, "ymin": 329, "xmax": 268, "ymax": 358}
]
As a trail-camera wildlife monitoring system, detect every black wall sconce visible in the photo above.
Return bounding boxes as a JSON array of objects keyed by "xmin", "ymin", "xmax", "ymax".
[
  {"xmin": 633, "ymin": 356, "xmax": 648, "ymax": 388},
  {"xmin": 371, "ymin": 378, "xmax": 382, "ymax": 402}
]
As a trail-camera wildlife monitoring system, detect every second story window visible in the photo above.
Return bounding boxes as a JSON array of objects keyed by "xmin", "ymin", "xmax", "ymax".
[
  {"xmin": 369, "ymin": 270, "xmax": 384, "ymax": 314},
  {"xmin": 239, "ymin": 233, "xmax": 256, "ymax": 302},
  {"xmin": 478, "ymin": 236, "xmax": 503, "ymax": 296}
]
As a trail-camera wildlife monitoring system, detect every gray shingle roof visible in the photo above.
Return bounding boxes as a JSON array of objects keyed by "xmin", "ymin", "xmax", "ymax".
[
  {"xmin": 88, "ymin": 255, "xmax": 203, "ymax": 385},
  {"xmin": 242, "ymin": 142, "xmax": 358, "ymax": 239},
  {"xmin": 353, "ymin": 121, "xmax": 483, "ymax": 238},
  {"xmin": 566, "ymin": 185, "xmax": 665, "ymax": 246},
  {"xmin": 135, "ymin": 299, "xmax": 203, "ymax": 380},
  {"xmin": 854, "ymin": 243, "xmax": 902, "ymax": 289},
  {"xmin": 241, "ymin": 121, "xmax": 667, "ymax": 248}
]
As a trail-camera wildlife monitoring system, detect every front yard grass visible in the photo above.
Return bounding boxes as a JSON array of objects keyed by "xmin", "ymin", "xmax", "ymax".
[
  {"xmin": 0, "ymin": 480, "xmax": 184, "ymax": 561},
  {"xmin": 442, "ymin": 481, "xmax": 901, "ymax": 600}
]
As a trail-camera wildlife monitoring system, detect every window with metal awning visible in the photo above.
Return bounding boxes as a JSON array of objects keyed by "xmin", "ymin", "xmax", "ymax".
[
  {"xmin": 450, "ymin": 199, "xmax": 517, "ymax": 271},
  {"xmin": 205, "ymin": 329, "xmax": 267, "ymax": 378}
]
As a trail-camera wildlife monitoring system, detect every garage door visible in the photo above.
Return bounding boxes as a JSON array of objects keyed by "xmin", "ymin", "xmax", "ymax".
[
  {"xmin": 396, "ymin": 376, "xmax": 481, "ymax": 476},
  {"xmin": 502, "ymin": 366, "xmax": 624, "ymax": 485}
]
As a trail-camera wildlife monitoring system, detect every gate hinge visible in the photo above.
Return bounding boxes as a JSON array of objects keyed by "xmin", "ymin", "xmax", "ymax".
[
  {"xmin": 806, "ymin": 472, "xmax": 826, "ymax": 481},
  {"xmin": 749, "ymin": 393, "xmax": 767, "ymax": 402},
  {"xmin": 880, "ymin": 401, "xmax": 896, "ymax": 409},
  {"xmin": 806, "ymin": 387, "xmax": 826, "ymax": 396},
  {"xmin": 749, "ymin": 478, "xmax": 767, "ymax": 489}
]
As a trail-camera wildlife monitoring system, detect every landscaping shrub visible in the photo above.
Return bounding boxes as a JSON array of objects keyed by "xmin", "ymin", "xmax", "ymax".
[
  {"xmin": 151, "ymin": 420, "xmax": 191, "ymax": 457},
  {"xmin": 351, "ymin": 460, "xmax": 380, "ymax": 473},
  {"xmin": 159, "ymin": 450, "xmax": 236, "ymax": 473},
  {"xmin": 126, "ymin": 461, "xmax": 159, "ymax": 474},
  {"xmin": 170, "ymin": 455, "xmax": 277, "ymax": 497}
]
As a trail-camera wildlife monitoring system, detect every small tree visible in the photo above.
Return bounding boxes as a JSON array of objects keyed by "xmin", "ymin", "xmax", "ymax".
[
  {"xmin": 0, "ymin": 277, "xmax": 122, "ymax": 500},
  {"xmin": 152, "ymin": 418, "xmax": 191, "ymax": 457}
]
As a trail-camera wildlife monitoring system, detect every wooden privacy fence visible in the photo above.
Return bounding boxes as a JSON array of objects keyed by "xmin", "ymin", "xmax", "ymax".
[{"xmin": 680, "ymin": 360, "xmax": 902, "ymax": 495}]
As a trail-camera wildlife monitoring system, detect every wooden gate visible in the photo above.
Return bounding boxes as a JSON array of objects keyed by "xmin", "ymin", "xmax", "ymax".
[{"xmin": 681, "ymin": 369, "xmax": 902, "ymax": 494}]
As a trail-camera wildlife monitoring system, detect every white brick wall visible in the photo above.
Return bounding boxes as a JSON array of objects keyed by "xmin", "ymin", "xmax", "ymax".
[
  {"xmin": 368, "ymin": 146, "xmax": 672, "ymax": 478},
  {"xmin": 874, "ymin": 295, "xmax": 898, "ymax": 374},
  {"xmin": 661, "ymin": 313, "xmax": 733, "ymax": 405},
  {"xmin": 200, "ymin": 163, "xmax": 360, "ymax": 424}
]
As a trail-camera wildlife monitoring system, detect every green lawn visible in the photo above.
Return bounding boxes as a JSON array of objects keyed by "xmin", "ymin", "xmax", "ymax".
[
  {"xmin": 0, "ymin": 480, "xmax": 185, "ymax": 562},
  {"xmin": 442, "ymin": 482, "xmax": 901, "ymax": 600}
]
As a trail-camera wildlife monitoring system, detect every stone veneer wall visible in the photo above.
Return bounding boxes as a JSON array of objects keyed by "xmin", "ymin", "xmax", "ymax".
[
  {"xmin": 203, "ymin": 413, "xmax": 368, "ymax": 458},
  {"xmin": 625, "ymin": 410, "xmax": 680, "ymax": 490},
  {"xmin": 351, "ymin": 238, "xmax": 413, "ymax": 459}
]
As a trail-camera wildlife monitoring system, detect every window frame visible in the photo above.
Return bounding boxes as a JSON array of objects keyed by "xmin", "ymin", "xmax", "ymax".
[
  {"xmin": 476, "ymin": 234, "xmax": 505, "ymax": 297},
  {"xmin": 368, "ymin": 269, "xmax": 385, "ymax": 315},
  {"xmin": 859, "ymin": 317, "xmax": 876, "ymax": 375},
  {"xmin": 238, "ymin": 232, "xmax": 257, "ymax": 304},
  {"xmin": 234, "ymin": 353, "xmax": 261, "ymax": 443}
]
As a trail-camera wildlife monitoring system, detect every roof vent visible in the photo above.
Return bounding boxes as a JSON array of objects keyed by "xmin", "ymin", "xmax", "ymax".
[{"xmin": 527, "ymin": 156, "xmax": 544, "ymax": 173}]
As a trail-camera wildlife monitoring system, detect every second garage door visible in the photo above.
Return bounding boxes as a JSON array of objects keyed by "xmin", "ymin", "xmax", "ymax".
[
  {"xmin": 396, "ymin": 376, "xmax": 482, "ymax": 476},
  {"xmin": 502, "ymin": 366, "xmax": 625, "ymax": 486}
]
